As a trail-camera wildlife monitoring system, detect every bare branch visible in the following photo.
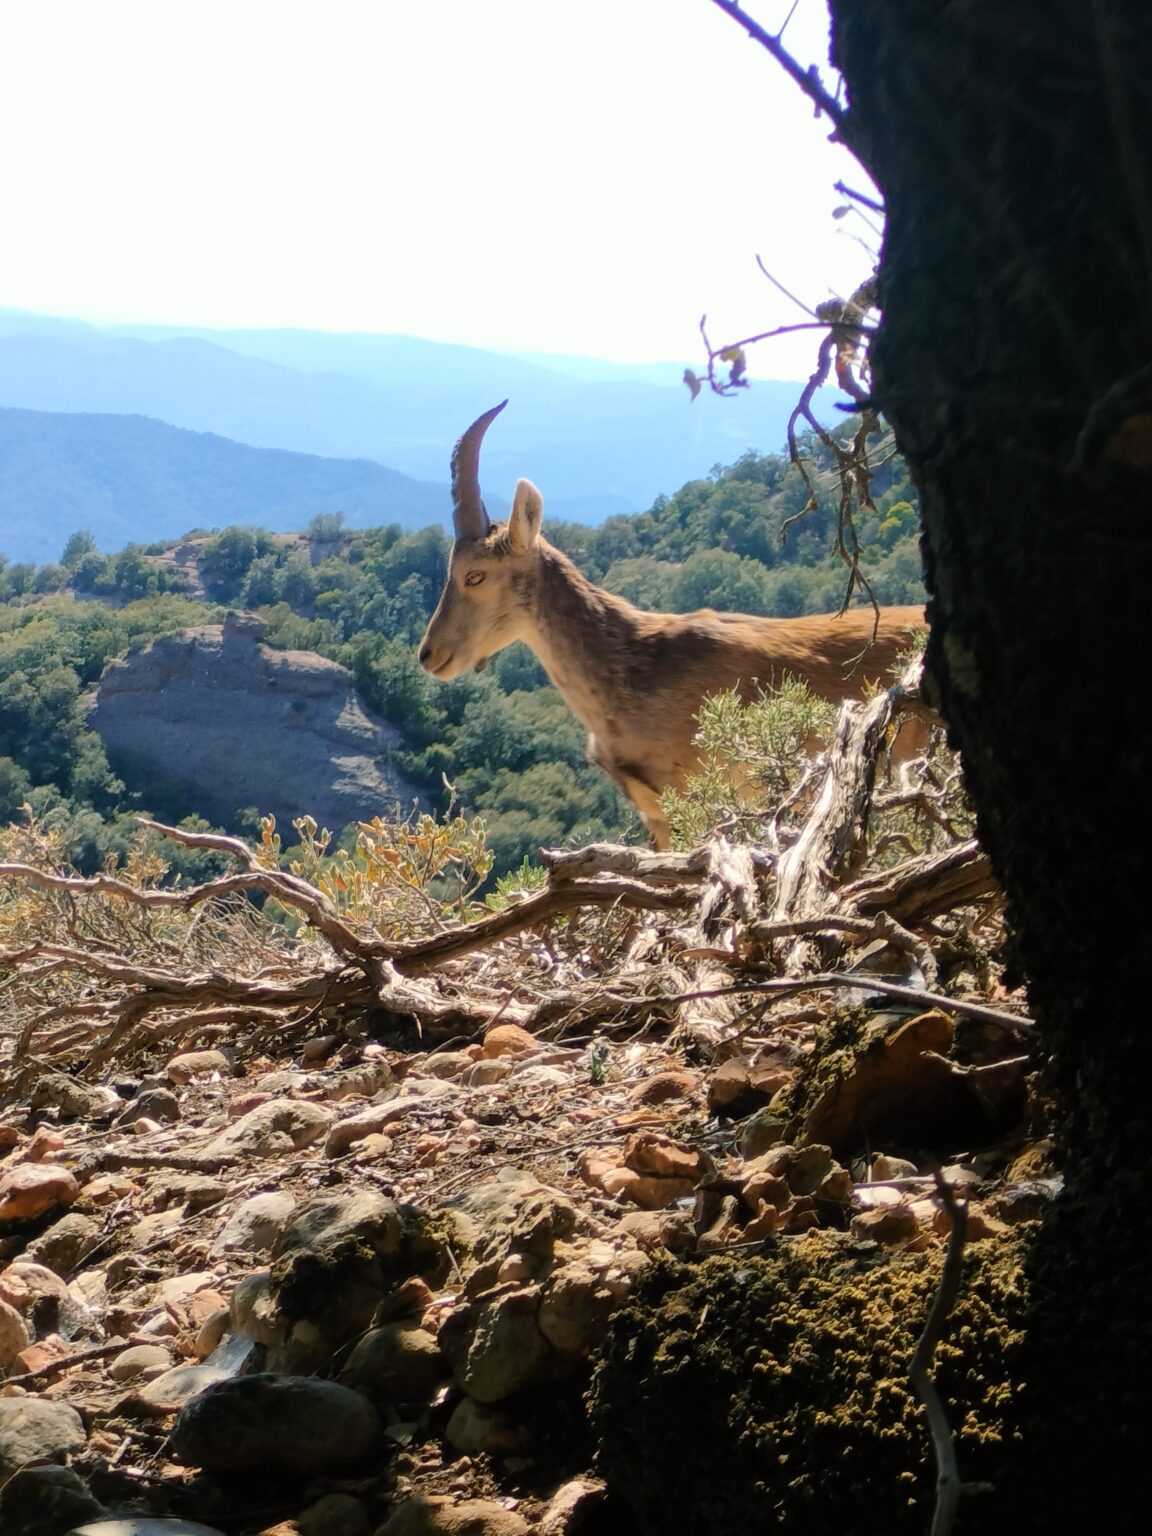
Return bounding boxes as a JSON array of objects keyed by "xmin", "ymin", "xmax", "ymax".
[
  {"xmin": 834, "ymin": 178, "xmax": 884, "ymax": 215},
  {"xmin": 710, "ymin": 0, "xmax": 852, "ymax": 142},
  {"xmin": 386, "ymin": 877, "xmax": 696, "ymax": 975},
  {"xmin": 910, "ymin": 1171, "xmax": 970, "ymax": 1536}
]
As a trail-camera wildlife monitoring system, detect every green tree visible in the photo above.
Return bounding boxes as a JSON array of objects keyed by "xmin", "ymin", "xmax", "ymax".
[{"xmin": 60, "ymin": 530, "xmax": 98, "ymax": 568}]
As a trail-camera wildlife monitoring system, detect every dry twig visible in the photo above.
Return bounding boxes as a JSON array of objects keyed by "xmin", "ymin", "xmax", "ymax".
[{"xmin": 910, "ymin": 1172, "xmax": 971, "ymax": 1536}]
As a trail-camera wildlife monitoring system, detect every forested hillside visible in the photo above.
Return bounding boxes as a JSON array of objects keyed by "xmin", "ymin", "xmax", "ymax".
[{"xmin": 0, "ymin": 431, "xmax": 923, "ymax": 874}]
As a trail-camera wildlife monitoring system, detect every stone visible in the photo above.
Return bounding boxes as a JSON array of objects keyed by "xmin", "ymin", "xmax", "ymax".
[
  {"xmin": 708, "ymin": 1056, "xmax": 792, "ymax": 1113},
  {"xmin": 538, "ymin": 1478, "xmax": 607, "ymax": 1535},
  {"xmin": 171, "ymin": 1374, "xmax": 382, "ymax": 1473},
  {"xmin": 443, "ymin": 1398, "xmax": 534, "ymax": 1458},
  {"xmin": 203, "ymin": 1098, "xmax": 334, "ymax": 1158},
  {"xmin": 614, "ymin": 1209, "xmax": 695, "ymax": 1255},
  {"xmin": 24, "ymin": 1212, "xmax": 100, "ymax": 1275},
  {"xmin": 931, "ymin": 1202, "xmax": 1011, "ymax": 1242},
  {"xmin": 577, "ymin": 1147, "xmax": 700, "ymax": 1210},
  {"xmin": 300, "ymin": 1033, "xmax": 340, "ymax": 1061},
  {"xmin": 0, "ymin": 1297, "xmax": 32, "ymax": 1368},
  {"xmin": 0, "ymin": 1165, "xmax": 80, "ymax": 1225},
  {"xmin": 227, "ymin": 1092, "xmax": 272, "ymax": 1119},
  {"xmin": 74, "ymin": 1173, "xmax": 140, "ymax": 1208},
  {"xmin": 739, "ymin": 1154, "xmax": 794, "ymax": 1211},
  {"xmin": 296, "ymin": 1491, "xmax": 371, "ymax": 1536},
  {"xmin": 418, "ymin": 1052, "xmax": 475, "ymax": 1079},
  {"xmin": 0, "ymin": 1260, "xmax": 72, "ymax": 1311},
  {"xmin": 850, "ymin": 1204, "xmax": 921, "ymax": 1245},
  {"xmin": 737, "ymin": 1111, "xmax": 789, "ymax": 1160},
  {"xmin": 0, "ymin": 1399, "xmax": 86, "ymax": 1479},
  {"xmin": 459, "ymin": 1059, "xmax": 512, "ymax": 1088},
  {"xmin": 496, "ymin": 1253, "xmax": 535, "ymax": 1284},
  {"xmin": 126, "ymin": 1209, "xmax": 184, "ymax": 1248},
  {"xmin": 148, "ymin": 1172, "xmax": 231, "ymax": 1213},
  {"xmin": 324, "ymin": 1057, "xmax": 394, "ymax": 1100},
  {"xmin": 13, "ymin": 1336, "xmax": 71, "ymax": 1376},
  {"xmin": 273, "ymin": 1188, "xmax": 403, "ymax": 1259},
  {"xmin": 324, "ymin": 1097, "xmax": 430, "ymax": 1157},
  {"xmin": 623, "ymin": 1131, "xmax": 710, "ymax": 1182},
  {"xmin": 69, "ymin": 1522, "xmax": 227, "ymax": 1535},
  {"xmin": 444, "ymin": 1169, "xmax": 579, "ymax": 1266},
  {"xmin": 157, "ymin": 1271, "xmax": 217, "ymax": 1308},
  {"xmin": 440, "ymin": 1288, "xmax": 551, "ymax": 1403},
  {"xmin": 28, "ymin": 1073, "xmax": 120, "ymax": 1120},
  {"xmin": 137, "ymin": 1334, "xmax": 258, "ymax": 1409},
  {"xmin": 22, "ymin": 1126, "xmax": 68, "ymax": 1161},
  {"xmin": 210, "ymin": 1191, "xmax": 296, "ymax": 1258},
  {"xmin": 339, "ymin": 1321, "xmax": 446, "ymax": 1403},
  {"xmin": 870, "ymin": 1153, "xmax": 920, "ymax": 1180},
  {"xmin": 192, "ymin": 1307, "xmax": 230, "ymax": 1361},
  {"xmin": 481, "ymin": 1025, "xmax": 538, "ymax": 1059},
  {"xmin": 508, "ymin": 1065, "xmax": 570, "ymax": 1091},
  {"xmin": 378, "ymin": 1498, "xmax": 529, "ymax": 1536},
  {"xmin": 118, "ymin": 1087, "xmax": 181, "ymax": 1127},
  {"xmin": 800, "ymin": 1010, "xmax": 987, "ymax": 1157},
  {"xmin": 627, "ymin": 1070, "xmax": 698, "ymax": 1107},
  {"xmin": 229, "ymin": 1271, "xmax": 283, "ymax": 1346},
  {"xmin": 108, "ymin": 1343, "xmax": 173, "ymax": 1381},
  {"xmin": 165, "ymin": 1048, "xmax": 232, "ymax": 1083},
  {"xmin": 0, "ymin": 1465, "xmax": 105, "ymax": 1536},
  {"xmin": 537, "ymin": 1261, "xmax": 618, "ymax": 1356}
]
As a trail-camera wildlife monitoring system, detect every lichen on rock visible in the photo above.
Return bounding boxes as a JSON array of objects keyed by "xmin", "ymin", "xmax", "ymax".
[{"xmin": 589, "ymin": 1228, "xmax": 1029, "ymax": 1535}]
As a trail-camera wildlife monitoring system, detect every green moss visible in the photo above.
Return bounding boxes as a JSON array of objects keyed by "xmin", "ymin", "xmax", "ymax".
[
  {"xmin": 589, "ymin": 1230, "xmax": 1028, "ymax": 1535},
  {"xmin": 774, "ymin": 1004, "xmax": 878, "ymax": 1132}
]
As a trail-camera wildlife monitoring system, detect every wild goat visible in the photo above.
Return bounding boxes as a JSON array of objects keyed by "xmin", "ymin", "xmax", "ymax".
[{"xmin": 419, "ymin": 402, "xmax": 926, "ymax": 849}]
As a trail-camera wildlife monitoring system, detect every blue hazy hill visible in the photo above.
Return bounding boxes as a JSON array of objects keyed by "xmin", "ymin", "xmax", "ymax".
[
  {"xmin": 0, "ymin": 406, "xmax": 447, "ymax": 564},
  {"xmin": 0, "ymin": 308, "xmax": 843, "ymax": 551}
]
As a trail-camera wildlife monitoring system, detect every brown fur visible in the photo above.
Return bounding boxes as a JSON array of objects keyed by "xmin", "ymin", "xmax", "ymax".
[{"xmin": 420, "ymin": 470, "xmax": 926, "ymax": 848}]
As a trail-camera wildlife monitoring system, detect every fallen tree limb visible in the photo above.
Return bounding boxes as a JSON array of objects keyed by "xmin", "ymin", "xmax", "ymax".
[
  {"xmin": 385, "ymin": 876, "xmax": 695, "ymax": 974},
  {"xmin": 842, "ymin": 838, "xmax": 998, "ymax": 924},
  {"xmin": 640, "ymin": 972, "xmax": 1033, "ymax": 1034}
]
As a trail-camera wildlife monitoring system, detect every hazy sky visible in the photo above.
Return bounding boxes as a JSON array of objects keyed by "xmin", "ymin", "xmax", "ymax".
[{"xmin": 0, "ymin": 1, "xmax": 876, "ymax": 376}]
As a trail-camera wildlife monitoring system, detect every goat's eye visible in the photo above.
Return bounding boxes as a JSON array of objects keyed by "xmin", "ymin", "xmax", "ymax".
[{"xmin": 464, "ymin": 570, "xmax": 486, "ymax": 588}]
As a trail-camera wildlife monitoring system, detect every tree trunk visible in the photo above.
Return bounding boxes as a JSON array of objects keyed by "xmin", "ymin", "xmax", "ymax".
[{"xmin": 829, "ymin": 0, "xmax": 1152, "ymax": 1522}]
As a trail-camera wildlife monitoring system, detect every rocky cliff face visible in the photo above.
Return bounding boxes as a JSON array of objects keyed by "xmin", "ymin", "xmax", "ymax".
[{"xmin": 87, "ymin": 613, "xmax": 420, "ymax": 834}]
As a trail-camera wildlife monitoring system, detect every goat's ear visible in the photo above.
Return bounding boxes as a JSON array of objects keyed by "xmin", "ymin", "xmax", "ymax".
[{"xmin": 507, "ymin": 479, "xmax": 544, "ymax": 553}]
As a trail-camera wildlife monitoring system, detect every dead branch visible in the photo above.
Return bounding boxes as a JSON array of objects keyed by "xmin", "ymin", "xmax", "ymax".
[
  {"xmin": 768, "ymin": 661, "xmax": 917, "ymax": 967},
  {"xmin": 843, "ymin": 839, "xmax": 998, "ymax": 925},
  {"xmin": 745, "ymin": 910, "xmax": 937, "ymax": 989},
  {"xmin": 2, "ymin": 1335, "xmax": 167, "ymax": 1389},
  {"xmin": 910, "ymin": 1172, "xmax": 970, "ymax": 1536},
  {"xmin": 709, "ymin": 0, "xmax": 851, "ymax": 141},
  {"xmin": 541, "ymin": 843, "xmax": 716, "ymax": 885},
  {"xmin": 386, "ymin": 878, "xmax": 696, "ymax": 975},
  {"xmin": 643, "ymin": 974, "xmax": 1033, "ymax": 1035},
  {"xmin": 135, "ymin": 819, "xmax": 387, "ymax": 968}
]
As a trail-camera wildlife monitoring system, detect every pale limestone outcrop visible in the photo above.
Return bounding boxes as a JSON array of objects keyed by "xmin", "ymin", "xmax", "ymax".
[{"xmin": 87, "ymin": 613, "xmax": 420, "ymax": 833}]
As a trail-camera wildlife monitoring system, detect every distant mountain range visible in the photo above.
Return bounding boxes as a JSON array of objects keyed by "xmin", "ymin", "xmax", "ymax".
[
  {"xmin": 0, "ymin": 407, "xmax": 451, "ymax": 564},
  {"xmin": 0, "ymin": 307, "xmax": 839, "ymax": 563}
]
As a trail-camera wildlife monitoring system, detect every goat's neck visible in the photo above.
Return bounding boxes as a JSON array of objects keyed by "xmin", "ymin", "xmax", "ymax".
[{"xmin": 522, "ymin": 542, "xmax": 644, "ymax": 730}]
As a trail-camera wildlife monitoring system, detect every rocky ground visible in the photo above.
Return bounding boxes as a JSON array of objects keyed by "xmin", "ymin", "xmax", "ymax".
[{"xmin": 0, "ymin": 970, "xmax": 1049, "ymax": 1536}]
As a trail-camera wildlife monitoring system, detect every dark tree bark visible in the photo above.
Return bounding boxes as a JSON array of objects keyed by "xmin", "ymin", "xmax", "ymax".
[{"xmin": 828, "ymin": 0, "xmax": 1152, "ymax": 1523}]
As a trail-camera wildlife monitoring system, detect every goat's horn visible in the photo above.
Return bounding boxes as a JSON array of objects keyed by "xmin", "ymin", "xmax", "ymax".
[{"xmin": 451, "ymin": 400, "xmax": 507, "ymax": 540}]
